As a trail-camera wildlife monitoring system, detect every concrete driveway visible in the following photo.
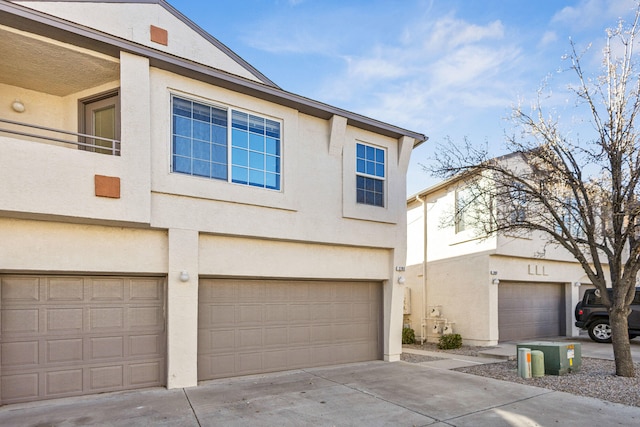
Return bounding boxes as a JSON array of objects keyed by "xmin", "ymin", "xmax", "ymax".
[{"xmin": 2, "ymin": 359, "xmax": 640, "ymax": 426}]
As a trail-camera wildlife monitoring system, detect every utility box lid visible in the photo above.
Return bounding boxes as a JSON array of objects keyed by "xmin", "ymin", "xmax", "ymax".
[{"xmin": 516, "ymin": 341, "xmax": 581, "ymax": 375}]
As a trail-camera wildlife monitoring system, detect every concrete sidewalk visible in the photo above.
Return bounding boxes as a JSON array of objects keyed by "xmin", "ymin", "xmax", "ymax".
[{"xmin": 2, "ymin": 360, "xmax": 640, "ymax": 426}]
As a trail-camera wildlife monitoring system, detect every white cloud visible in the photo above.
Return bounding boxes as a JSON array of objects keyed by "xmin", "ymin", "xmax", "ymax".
[
  {"xmin": 539, "ymin": 31, "xmax": 558, "ymax": 48},
  {"xmin": 552, "ymin": 0, "xmax": 636, "ymax": 31}
]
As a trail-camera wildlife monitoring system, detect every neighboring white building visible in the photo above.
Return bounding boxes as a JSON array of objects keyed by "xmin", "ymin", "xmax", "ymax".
[
  {"xmin": 0, "ymin": 0, "xmax": 425, "ymax": 404},
  {"xmin": 405, "ymin": 173, "xmax": 594, "ymax": 346}
]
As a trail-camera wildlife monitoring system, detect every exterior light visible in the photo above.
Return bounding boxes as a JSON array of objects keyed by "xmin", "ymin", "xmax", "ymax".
[
  {"xmin": 179, "ymin": 270, "xmax": 190, "ymax": 282},
  {"xmin": 397, "ymin": 276, "xmax": 406, "ymax": 284},
  {"xmin": 11, "ymin": 99, "xmax": 25, "ymax": 113}
]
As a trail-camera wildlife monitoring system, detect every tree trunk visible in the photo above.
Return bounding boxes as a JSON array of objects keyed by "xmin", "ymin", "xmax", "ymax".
[{"xmin": 610, "ymin": 307, "xmax": 635, "ymax": 377}]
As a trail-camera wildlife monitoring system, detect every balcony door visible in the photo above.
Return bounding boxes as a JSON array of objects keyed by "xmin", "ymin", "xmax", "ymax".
[{"xmin": 81, "ymin": 91, "xmax": 120, "ymax": 155}]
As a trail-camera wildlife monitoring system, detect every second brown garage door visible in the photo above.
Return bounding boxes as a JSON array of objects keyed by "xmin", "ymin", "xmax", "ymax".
[
  {"xmin": 198, "ymin": 279, "xmax": 382, "ymax": 381},
  {"xmin": 498, "ymin": 281, "xmax": 565, "ymax": 341}
]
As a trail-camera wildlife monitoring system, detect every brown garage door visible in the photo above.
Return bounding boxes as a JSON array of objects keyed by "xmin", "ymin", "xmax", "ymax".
[
  {"xmin": 498, "ymin": 281, "xmax": 565, "ymax": 342},
  {"xmin": 198, "ymin": 279, "xmax": 382, "ymax": 381},
  {"xmin": 0, "ymin": 275, "xmax": 165, "ymax": 405}
]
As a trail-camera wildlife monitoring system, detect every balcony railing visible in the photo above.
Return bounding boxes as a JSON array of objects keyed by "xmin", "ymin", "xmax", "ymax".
[{"xmin": 0, "ymin": 118, "xmax": 121, "ymax": 155}]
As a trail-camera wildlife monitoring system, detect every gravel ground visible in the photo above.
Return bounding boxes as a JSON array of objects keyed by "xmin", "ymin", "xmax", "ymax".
[{"xmin": 402, "ymin": 343, "xmax": 640, "ymax": 407}]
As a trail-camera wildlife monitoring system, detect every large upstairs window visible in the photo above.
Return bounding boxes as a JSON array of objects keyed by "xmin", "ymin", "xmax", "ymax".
[{"xmin": 171, "ymin": 95, "xmax": 281, "ymax": 190}]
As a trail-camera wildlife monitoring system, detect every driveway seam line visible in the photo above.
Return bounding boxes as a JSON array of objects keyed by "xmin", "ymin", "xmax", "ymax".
[
  {"xmin": 440, "ymin": 389, "xmax": 555, "ymax": 424},
  {"xmin": 183, "ymin": 388, "xmax": 202, "ymax": 427}
]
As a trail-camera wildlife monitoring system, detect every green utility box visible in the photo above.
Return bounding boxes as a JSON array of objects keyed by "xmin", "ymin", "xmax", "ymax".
[{"xmin": 516, "ymin": 342, "xmax": 581, "ymax": 375}]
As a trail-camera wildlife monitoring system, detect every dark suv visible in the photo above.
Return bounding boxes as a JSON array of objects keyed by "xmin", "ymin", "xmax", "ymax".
[{"xmin": 575, "ymin": 287, "xmax": 640, "ymax": 343}]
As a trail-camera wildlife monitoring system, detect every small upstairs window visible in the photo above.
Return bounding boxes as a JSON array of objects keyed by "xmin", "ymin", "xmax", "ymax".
[{"xmin": 356, "ymin": 142, "xmax": 385, "ymax": 207}]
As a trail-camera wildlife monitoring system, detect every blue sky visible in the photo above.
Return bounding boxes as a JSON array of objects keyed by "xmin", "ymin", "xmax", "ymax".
[{"xmin": 169, "ymin": 0, "xmax": 638, "ymax": 195}]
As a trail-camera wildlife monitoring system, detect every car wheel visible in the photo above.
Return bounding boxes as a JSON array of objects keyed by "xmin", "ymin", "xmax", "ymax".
[{"xmin": 588, "ymin": 319, "xmax": 613, "ymax": 343}]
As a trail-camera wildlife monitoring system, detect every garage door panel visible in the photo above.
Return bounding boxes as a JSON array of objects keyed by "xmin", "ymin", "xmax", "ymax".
[
  {"xmin": 498, "ymin": 281, "xmax": 565, "ymax": 342},
  {"xmin": 89, "ymin": 279, "xmax": 126, "ymax": 301},
  {"xmin": 2, "ymin": 373, "xmax": 38, "ymax": 401},
  {"xmin": 129, "ymin": 334, "xmax": 162, "ymax": 356},
  {"xmin": 3, "ymin": 341, "xmax": 39, "ymax": 366},
  {"xmin": 47, "ymin": 338, "xmax": 82, "ymax": 363},
  {"xmin": 265, "ymin": 304, "xmax": 288, "ymax": 322},
  {"xmin": 48, "ymin": 369, "xmax": 83, "ymax": 394},
  {"xmin": 2, "ymin": 277, "xmax": 40, "ymax": 301},
  {"xmin": 129, "ymin": 306, "xmax": 163, "ymax": 329},
  {"xmin": 238, "ymin": 304, "xmax": 262, "ymax": 324},
  {"xmin": 198, "ymin": 279, "xmax": 381, "ymax": 380},
  {"xmin": 48, "ymin": 278, "xmax": 84, "ymax": 301},
  {"xmin": 129, "ymin": 361, "xmax": 162, "ymax": 385},
  {"xmin": 1, "ymin": 275, "xmax": 166, "ymax": 405},
  {"xmin": 3, "ymin": 309, "xmax": 39, "ymax": 333}
]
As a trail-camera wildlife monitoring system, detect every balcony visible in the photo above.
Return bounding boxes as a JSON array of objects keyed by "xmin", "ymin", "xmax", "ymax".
[
  {"xmin": 0, "ymin": 24, "xmax": 154, "ymax": 225},
  {"xmin": 0, "ymin": 23, "xmax": 120, "ymax": 154}
]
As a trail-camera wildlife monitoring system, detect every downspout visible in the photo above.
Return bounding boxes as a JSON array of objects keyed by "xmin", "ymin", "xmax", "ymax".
[{"xmin": 416, "ymin": 194, "xmax": 428, "ymax": 344}]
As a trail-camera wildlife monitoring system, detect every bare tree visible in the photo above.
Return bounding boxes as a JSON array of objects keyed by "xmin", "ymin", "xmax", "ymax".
[{"xmin": 429, "ymin": 6, "xmax": 640, "ymax": 377}]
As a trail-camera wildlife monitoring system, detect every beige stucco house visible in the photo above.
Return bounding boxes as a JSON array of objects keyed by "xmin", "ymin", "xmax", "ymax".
[
  {"xmin": 0, "ymin": 0, "xmax": 425, "ymax": 405},
  {"xmin": 405, "ymin": 174, "xmax": 595, "ymax": 347}
]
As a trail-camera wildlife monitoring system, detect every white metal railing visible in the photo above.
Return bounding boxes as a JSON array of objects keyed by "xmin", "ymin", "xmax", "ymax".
[{"xmin": 0, "ymin": 117, "xmax": 120, "ymax": 155}]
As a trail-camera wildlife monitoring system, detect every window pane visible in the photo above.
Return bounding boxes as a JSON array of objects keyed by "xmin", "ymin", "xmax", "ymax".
[
  {"xmin": 266, "ymin": 172, "xmax": 280, "ymax": 190},
  {"xmin": 249, "ymin": 133, "xmax": 265, "ymax": 152},
  {"xmin": 232, "ymin": 166, "xmax": 248, "ymax": 184},
  {"xmin": 357, "ymin": 143, "xmax": 366, "ymax": 158},
  {"xmin": 173, "ymin": 98, "xmax": 191, "ymax": 117},
  {"xmin": 249, "ymin": 169, "xmax": 265, "ymax": 187},
  {"xmin": 193, "ymin": 159, "xmax": 210, "ymax": 177},
  {"xmin": 232, "ymin": 110, "xmax": 248, "ymax": 130},
  {"xmin": 173, "ymin": 116, "xmax": 191, "ymax": 137},
  {"xmin": 212, "ymin": 124, "xmax": 227, "ymax": 144},
  {"xmin": 375, "ymin": 163, "xmax": 385, "ymax": 178},
  {"xmin": 357, "ymin": 159, "xmax": 366, "ymax": 174},
  {"xmin": 357, "ymin": 188, "xmax": 365, "ymax": 203},
  {"xmin": 232, "ymin": 147, "xmax": 248, "ymax": 167},
  {"xmin": 249, "ymin": 115, "xmax": 265, "ymax": 134},
  {"xmin": 173, "ymin": 136, "xmax": 191, "ymax": 156},
  {"xmin": 193, "ymin": 120, "xmax": 210, "ymax": 141},
  {"xmin": 211, "ymin": 107, "xmax": 227, "ymax": 126},
  {"xmin": 193, "ymin": 141, "xmax": 210, "ymax": 160},
  {"xmin": 212, "ymin": 163, "xmax": 227, "ymax": 180},
  {"xmin": 266, "ymin": 155, "xmax": 279, "ymax": 173},
  {"xmin": 366, "ymin": 161, "xmax": 375, "ymax": 175},
  {"xmin": 249, "ymin": 151, "xmax": 264, "ymax": 169},
  {"xmin": 232, "ymin": 129, "xmax": 248, "ymax": 148},
  {"xmin": 376, "ymin": 148, "xmax": 384, "ymax": 163},
  {"xmin": 192, "ymin": 102, "xmax": 210, "ymax": 122},
  {"xmin": 173, "ymin": 156, "xmax": 191, "ymax": 174},
  {"xmin": 266, "ymin": 137, "xmax": 280, "ymax": 155},
  {"xmin": 366, "ymin": 145, "xmax": 375, "ymax": 161},
  {"xmin": 266, "ymin": 119, "xmax": 280, "ymax": 138},
  {"xmin": 212, "ymin": 143, "xmax": 227, "ymax": 163}
]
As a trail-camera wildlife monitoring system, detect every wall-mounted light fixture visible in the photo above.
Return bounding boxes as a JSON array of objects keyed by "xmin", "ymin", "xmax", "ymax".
[
  {"xmin": 573, "ymin": 282, "xmax": 581, "ymax": 287},
  {"xmin": 11, "ymin": 99, "xmax": 25, "ymax": 113},
  {"xmin": 492, "ymin": 278, "xmax": 500, "ymax": 285},
  {"xmin": 179, "ymin": 270, "xmax": 190, "ymax": 282},
  {"xmin": 397, "ymin": 276, "xmax": 406, "ymax": 285}
]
